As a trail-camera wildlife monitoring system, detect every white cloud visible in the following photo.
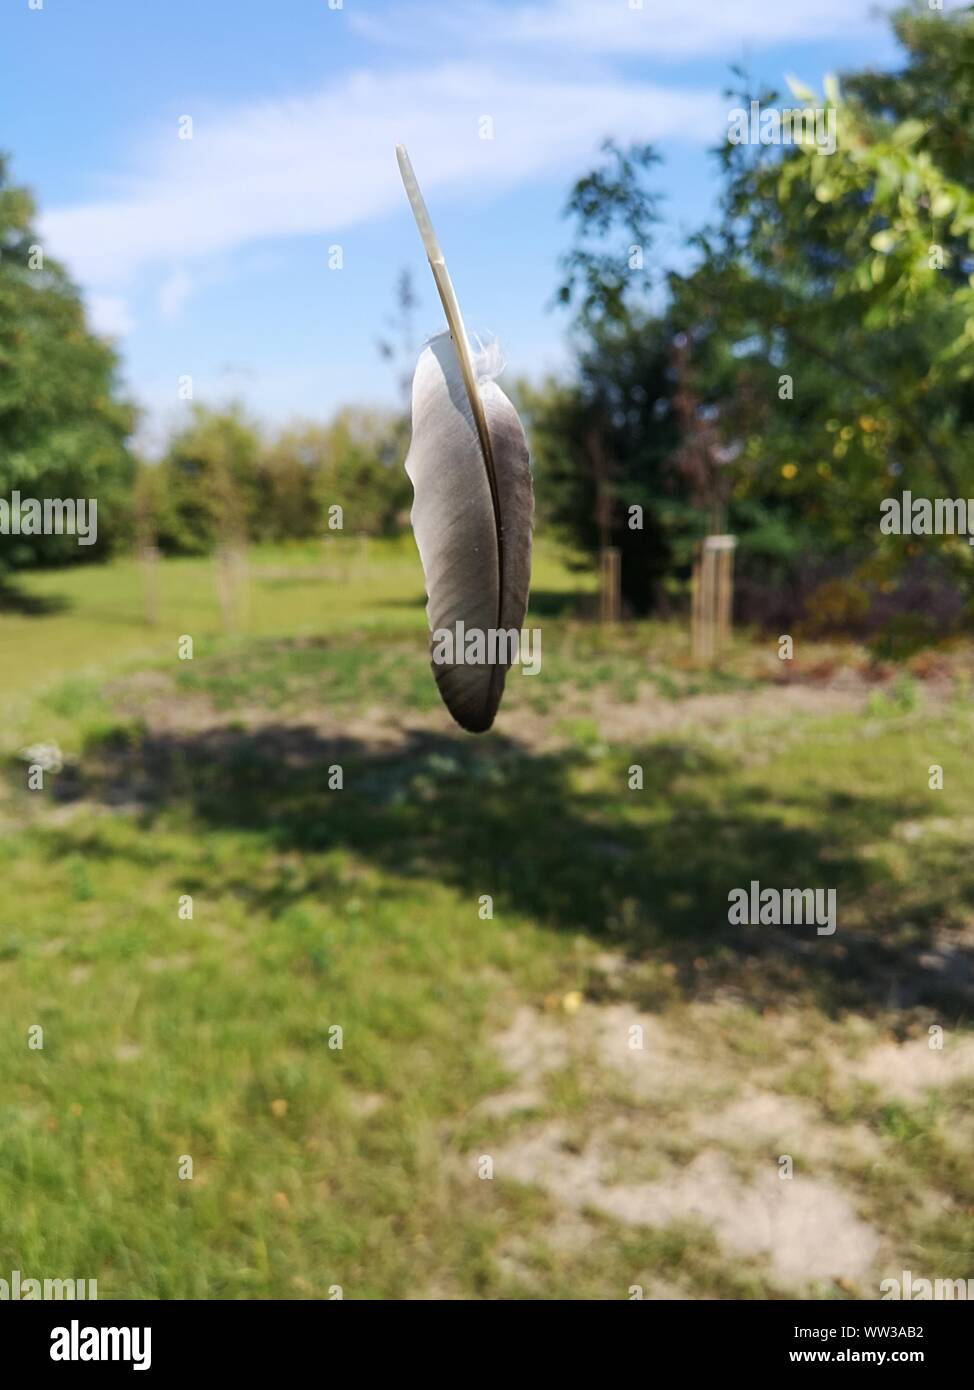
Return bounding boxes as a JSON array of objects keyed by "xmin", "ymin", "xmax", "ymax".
[
  {"xmin": 351, "ymin": 0, "xmax": 885, "ymax": 59},
  {"xmin": 500, "ymin": 0, "xmax": 883, "ymax": 56},
  {"xmin": 40, "ymin": 63, "xmax": 724, "ymax": 295},
  {"xmin": 85, "ymin": 292, "xmax": 134, "ymax": 339},
  {"xmin": 157, "ymin": 267, "xmax": 194, "ymax": 321},
  {"xmin": 40, "ymin": 0, "xmax": 901, "ymax": 315}
]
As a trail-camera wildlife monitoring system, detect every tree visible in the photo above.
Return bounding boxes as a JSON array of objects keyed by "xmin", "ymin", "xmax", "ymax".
[
  {"xmin": 528, "ymin": 139, "xmax": 692, "ymax": 614},
  {"xmin": 534, "ymin": 7, "xmax": 974, "ymax": 633},
  {"xmin": 0, "ymin": 155, "xmax": 135, "ymax": 573},
  {"xmin": 671, "ymin": 5, "xmax": 974, "ymax": 628},
  {"xmin": 155, "ymin": 404, "xmax": 262, "ymax": 554},
  {"xmin": 522, "ymin": 315, "xmax": 681, "ymax": 614},
  {"xmin": 375, "ymin": 268, "xmax": 419, "ymax": 407},
  {"xmin": 312, "ymin": 408, "xmax": 411, "ymax": 538},
  {"xmin": 255, "ymin": 426, "xmax": 322, "ymax": 542}
]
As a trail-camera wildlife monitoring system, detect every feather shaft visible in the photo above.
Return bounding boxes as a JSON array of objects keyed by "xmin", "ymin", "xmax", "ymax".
[{"xmin": 395, "ymin": 145, "xmax": 504, "ymax": 616}]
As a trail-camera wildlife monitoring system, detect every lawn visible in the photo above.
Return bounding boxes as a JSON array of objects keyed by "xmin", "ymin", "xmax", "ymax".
[{"xmin": 1, "ymin": 539, "xmax": 973, "ymax": 1299}]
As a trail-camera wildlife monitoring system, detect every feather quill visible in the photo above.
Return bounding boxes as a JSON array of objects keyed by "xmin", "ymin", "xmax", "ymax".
[{"xmin": 396, "ymin": 145, "xmax": 533, "ymax": 733}]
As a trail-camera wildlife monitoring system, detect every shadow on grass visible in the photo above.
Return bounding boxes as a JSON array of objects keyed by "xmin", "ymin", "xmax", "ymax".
[
  {"xmin": 525, "ymin": 590, "xmax": 598, "ymax": 620},
  {"xmin": 0, "ymin": 579, "xmax": 70, "ymax": 616},
  {"xmin": 44, "ymin": 720, "xmax": 974, "ymax": 1020},
  {"xmin": 387, "ymin": 590, "xmax": 594, "ymax": 619}
]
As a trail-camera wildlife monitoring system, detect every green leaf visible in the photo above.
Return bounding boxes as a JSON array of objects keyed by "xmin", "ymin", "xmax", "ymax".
[
  {"xmin": 890, "ymin": 119, "xmax": 927, "ymax": 148},
  {"xmin": 931, "ymin": 190, "xmax": 954, "ymax": 218},
  {"xmin": 785, "ymin": 74, "xmax": 817, "ymax": 104}
]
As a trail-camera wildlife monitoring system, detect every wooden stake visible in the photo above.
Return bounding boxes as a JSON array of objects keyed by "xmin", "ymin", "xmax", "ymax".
[
  {"xmin": 691, "ymin": 535, "xmax": 736, "ymax": 665},
  {"xmin": 215, "ymin": 543, "xmax": 250, "ymax": 634},
  {"xmin": 599, "ymin": 546, "xmax": 621, "ymax": 624},
  {"xmin": 140, "ymin": 544, "xmax": 160, "ymax": 628}
]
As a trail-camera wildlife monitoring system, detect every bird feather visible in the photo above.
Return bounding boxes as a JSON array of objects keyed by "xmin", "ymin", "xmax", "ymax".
[{"xmin": 396, "ymin": 145, "xmax": 533, "ymax": 733}]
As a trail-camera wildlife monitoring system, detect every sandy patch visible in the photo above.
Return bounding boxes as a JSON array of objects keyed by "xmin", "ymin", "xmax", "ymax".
[
  {"xmin": 481, "ymin": 998, "xmax": 891, "ymax": 1289},
  {"xmin": 491, "ymin": 1125, "xmax": 881, "ymax": 1289},
  {"xmin": 693, "ymin": 1089, "xmax": 883, "ymax": 1168},
  {"xmin": 839, "ymin": 1033, "xmax": 974, "ymax": 1102},
  {"xmin": 480, "ymin": 1000, "xmax": 707, "ymax": 1116}
]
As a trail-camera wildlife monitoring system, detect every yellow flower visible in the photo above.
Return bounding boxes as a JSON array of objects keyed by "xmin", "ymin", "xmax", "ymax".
[{"xmin": 781, "ymin": 463, "xmax": 798, "ymax": 479}]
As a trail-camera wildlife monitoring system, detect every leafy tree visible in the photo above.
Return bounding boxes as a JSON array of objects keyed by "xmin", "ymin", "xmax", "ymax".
[
  {"xmin": 535, "ymin": 7, "xmax": 974, "ymax": 632},
  {"xmin": 0, "ymin": 155, "xmax": 135, "ymax": 573},
  {"xmin": 155, "ymin": 404, "xmax": 262, "ymax": 554},
  {"xmin": 845, "ymin": 6, "xmax": 974, "ymax": 192},
  {"xmin": 312, "ymin": 407, "xmax": 411, "ymax": 538},
  {"xmin": 554, "ymin": 139, "xmax": 662, "ymax": 331},
  {"xmin": 530, "ymin": 140, "xmax": 689, "ymax": 613},
  {"xmin": 254, "ymin": 427, "xmax": 322, "ymax": 542},
  {"xmin": 522, "ymin": 315, "xmax": 681, "ymax": 614},
  {"xmin": 672, "ymin": 4, "xmax": 974, "ymax": 626},
  {"xmin": 152, "ymin": 402, "xmax": 411, "ymax": 553}
]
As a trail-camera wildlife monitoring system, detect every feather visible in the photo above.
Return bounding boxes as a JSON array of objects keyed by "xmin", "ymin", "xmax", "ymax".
[{"xmin": 396, "ymin": 145, "xmax": 533, "ymax": 733}]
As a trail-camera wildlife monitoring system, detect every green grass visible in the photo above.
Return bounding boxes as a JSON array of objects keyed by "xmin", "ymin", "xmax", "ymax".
[
  {"xmin": 0, "ymin": 536, "xmax": 594, "ymax": 699},
  {"xmin": 2, "ymin": 540, "xmax": 973, "ymax": 1298}
]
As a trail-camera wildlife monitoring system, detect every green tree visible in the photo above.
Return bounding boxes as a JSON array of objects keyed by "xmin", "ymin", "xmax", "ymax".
[
  {"xmin": 254, "ymin": 427, "xmax": 322, "ymax": 542},
  {"xmin": 312, "ymin": 407, "xmax": 411, "ymax": 538},
  {"xmin": 536, "ymin": 7, "xmax": 974, "ymax": 631},
  {"xmin": 0, "ymin": 156, "xmax": 135, "ymax": 573},
  {"xmin": 522, "ymin": 316, "xmax": 682, "ymax": 614},
  {"xmin": 155, "ymin": 404, "xmax": 262, "ymax": 554},
  {"xmin": 672, "ymin": 4, "xmax": 974, "ymax": 625},
  {"xmin": 529, "ymin": 139, "xmax": 693, "ymax": 613}
]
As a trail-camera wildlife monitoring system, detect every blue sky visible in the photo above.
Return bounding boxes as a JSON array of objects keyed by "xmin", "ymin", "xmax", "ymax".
[{"xmin": 1, "ymin": 0, "xmax": 916, "ymax": 451}]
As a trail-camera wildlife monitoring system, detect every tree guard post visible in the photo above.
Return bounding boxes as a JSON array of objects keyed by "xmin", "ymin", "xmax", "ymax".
[
  {"xmin": 691, "ymin": 534, "xmax": 736, "ymax": 664},
  {"xmin": 599, "ymin": 546, "xmax": 621, "ymax": 624}
]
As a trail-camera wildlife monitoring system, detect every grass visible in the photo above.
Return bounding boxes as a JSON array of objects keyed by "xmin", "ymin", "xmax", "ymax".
[
  {"xmin": 1, "ymin": 538, "xmax": 973, "ymax": 1298},
  {"xmin": 0, "ymin": 536, "xmax": 594, "ymax": 700}
]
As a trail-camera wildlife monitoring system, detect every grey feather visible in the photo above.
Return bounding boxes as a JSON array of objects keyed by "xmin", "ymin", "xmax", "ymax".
[{"xmin": 405, "ymin": 332, "xmax": 533, "ymax": 732}]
